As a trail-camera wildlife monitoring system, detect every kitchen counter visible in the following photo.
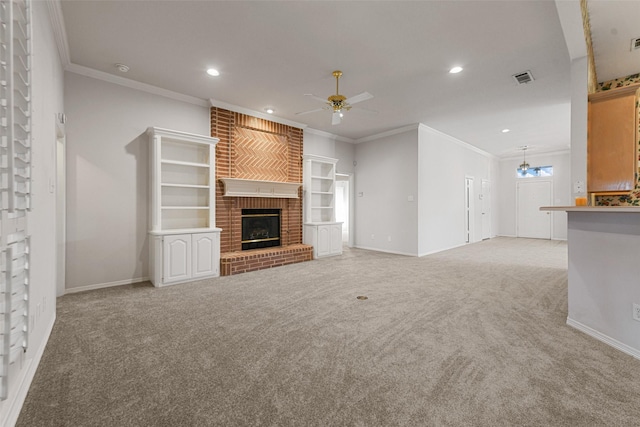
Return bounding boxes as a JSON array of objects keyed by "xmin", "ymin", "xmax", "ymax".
[{"xmin": 541, "ymin": 206, "xmax": 640, "ymax": 213}]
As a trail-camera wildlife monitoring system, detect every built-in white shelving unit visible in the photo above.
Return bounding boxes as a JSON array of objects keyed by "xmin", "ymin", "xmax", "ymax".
[
  {"xmin": 148, "ymin": 127, "xmax": 221, "ymax": 286},
  {"xmin": 0, "ymin": 0, "xmax": 32, "ymax": 400},
  {"xmin": 302, "ymin": 155, "xmax": 342, "ymax": 258}
]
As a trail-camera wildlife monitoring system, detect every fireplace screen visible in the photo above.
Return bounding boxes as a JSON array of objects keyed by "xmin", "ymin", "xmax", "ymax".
[{"xmin": 241, "ymin": 209, "xmax": 281, "ymax": 250}]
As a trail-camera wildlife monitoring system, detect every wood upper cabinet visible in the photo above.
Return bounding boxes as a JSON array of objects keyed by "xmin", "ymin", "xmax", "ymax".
[{"xmin": 587, "ymin": 86, "xmax": 638, "ymax": 193}]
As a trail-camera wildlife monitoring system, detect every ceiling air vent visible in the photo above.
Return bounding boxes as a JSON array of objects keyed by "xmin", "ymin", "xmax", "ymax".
[
  {"xmin": 632, "ymin": 37, "xmax": 640, "ymax": 51},
  {"xmin": 512, "ymin": 70, "xmax": 534, "ymax": 85}
]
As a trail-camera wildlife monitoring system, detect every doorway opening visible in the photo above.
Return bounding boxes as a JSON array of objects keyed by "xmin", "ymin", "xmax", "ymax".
[
  {"xmin": 481, "ymin": 179, "xmax": 491, "ymax": 240},
  {"xmin": 335, "ymin": 173, "xmax": 353, "ymax": 247},
  {"xmin": 56, "ymin": 119, "xmax": 66, "ymax": 296}
]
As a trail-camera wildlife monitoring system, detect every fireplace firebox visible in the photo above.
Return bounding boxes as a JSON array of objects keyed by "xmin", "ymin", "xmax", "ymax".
[{"xmin": 241, "ymin": 209, "xmax": 281, "ymax": 250}]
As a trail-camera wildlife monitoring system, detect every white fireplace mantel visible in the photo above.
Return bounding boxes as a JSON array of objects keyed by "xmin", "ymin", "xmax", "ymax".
[{"xmin": 219, "ymin": 178, "xmax": 301, "ymax": 199}]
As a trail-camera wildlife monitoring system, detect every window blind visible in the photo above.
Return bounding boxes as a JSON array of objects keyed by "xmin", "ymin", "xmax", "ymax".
[{"xmin": 0, "ymin": 0, "xmax": 31, "ymax": 400}]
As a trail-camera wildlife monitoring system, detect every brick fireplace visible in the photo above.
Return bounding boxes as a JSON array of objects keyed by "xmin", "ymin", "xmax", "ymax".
[{"xmin": 211, "ymin": 107, "xmax": 313, "ymax": 275}]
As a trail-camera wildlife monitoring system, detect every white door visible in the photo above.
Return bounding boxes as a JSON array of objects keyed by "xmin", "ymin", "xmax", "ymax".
[
  {"xmin": 517, "ymin": 181, "xmax": 552, "ymax": 239},
  {"xmin": 465, "ymin": 178, "xmax": 474, "ymax": 243},
  {"xmin": 481, "ymin": 179, "xmax": 491, "ymax": 240},
  {"xmin": 164, "ymin": 234, "xmax": 192, "ymax": 284},
  {"xmin": 192, "ymin": 232, "xmax": 219, "ymax": 278}
]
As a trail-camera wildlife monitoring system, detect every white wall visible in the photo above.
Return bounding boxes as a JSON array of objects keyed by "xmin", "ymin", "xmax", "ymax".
[
  {"xmin": 0, "ymin": 3, "xmax": 63, "ymax": 425},
  {"xmin": 418, "ymin": 125, "xmax": 497, "ymax": 256},
  {"xmin": 354, "ymin": 128, "xmax": 419, "ymax": 255},
  {"xmin": 304, "ymin": 125, "xmax": 498, "ymax": 257},
  {"xmin": 303, "ymin": 129, "xmax": 355, "ymax": 175},
  {"xmin": 567, "ymin": 212, "xmax": 640, "ymax": 359},
  {"xmin": 497, "ymin": 151, "xmax": 571, "ymax": 239},
  {"xmin": 570, "ymin": 56, "xmax": 588, "ymax": 200},
  {"xmin": 64, "ymin": 73, "xmax": 209, "ymax": 291}
]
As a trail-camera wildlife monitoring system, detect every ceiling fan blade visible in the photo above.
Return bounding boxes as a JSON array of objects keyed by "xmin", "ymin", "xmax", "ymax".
[
  {"xmin": 332, "ymin": 111, "xmax": 342, "ymax": 125},
  {"xmin": 304, "ymin": 93, "xmax": 329, "ymax": 104},
  {"xmin": 345, "ymin": 91, "xmax": 373, "ymax": 105},
  {"xmin": 295, "ymin": 107, "xmax": 325, "ymax": 116}
]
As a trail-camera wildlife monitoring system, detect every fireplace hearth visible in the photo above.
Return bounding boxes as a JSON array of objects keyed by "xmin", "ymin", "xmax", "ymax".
[{"xmin": 241, "ymin": 209, "xmax": 281, "ymax": 250}]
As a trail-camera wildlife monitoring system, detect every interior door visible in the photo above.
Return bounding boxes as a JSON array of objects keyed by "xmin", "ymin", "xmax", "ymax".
[
  {"xmin": 481, "ymin": 179, "xmax": 491, "ymax": 240},
  {"xmin": 517, "ymin": 181, "xmax": 551, "ymax": 239},
  {"xmin": 465, "ymin": 177, "xmax": 474, "ymax": 243}
]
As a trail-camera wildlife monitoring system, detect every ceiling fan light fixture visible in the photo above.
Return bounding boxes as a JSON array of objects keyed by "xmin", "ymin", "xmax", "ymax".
[{"xmin": 295, "ymin": 70, "xmax": 373, "ymax": 124}]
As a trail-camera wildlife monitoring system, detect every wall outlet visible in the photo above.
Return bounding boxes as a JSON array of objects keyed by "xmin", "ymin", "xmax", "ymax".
[{"xmin": 633, "ymin": 303, "xmax": 640, "ymax": 322}]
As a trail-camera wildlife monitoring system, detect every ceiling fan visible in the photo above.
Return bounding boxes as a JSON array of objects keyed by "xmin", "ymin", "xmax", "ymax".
[{"xmin": 295, "ymin": 70, "xmax": 373, "ymax": 125}]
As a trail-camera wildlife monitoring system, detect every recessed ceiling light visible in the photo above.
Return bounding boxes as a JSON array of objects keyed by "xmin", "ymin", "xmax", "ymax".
[
  {"xmin": 115, "ymin": 63, "xmax": 129, "ymax": 73},
  {"xmin": 449, "ymin": 66, "xmax": 463, "ymax": 74},
  {"xmin": 264, "ymin": 107, "xmax": 275, "ymax": 114},
  {"xmin": 501, "ymin": 129, "xmax": 510, "ymax": 133},
  {"xmin": 206, "ymin": 68, "xmax": 220, "ymax": 77}
]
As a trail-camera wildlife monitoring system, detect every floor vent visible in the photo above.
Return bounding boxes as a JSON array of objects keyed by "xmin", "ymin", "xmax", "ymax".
[
  {"xmin": 632, "ymin": 37, "xmax": 640, "ymax": 51},
  {"xmin": 512, "ymin": 70, "xmax": 534, "ymax": 85}
]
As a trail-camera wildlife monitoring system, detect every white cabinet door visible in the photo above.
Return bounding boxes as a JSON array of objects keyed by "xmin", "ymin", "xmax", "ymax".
[
  {"xmin": 317, "ymin": 225, "xmax": 331, "ymax": 257},
  {"xmin": 192, "ymin": 232, "xmax": 220, "ymax": 278},
  {"xmin": 163, "ymin": 234, "xmax": 192, "ymax": 284},
  {"xmin": 330, "ymin": 223, "xmax": 342, "ymax": 255}
]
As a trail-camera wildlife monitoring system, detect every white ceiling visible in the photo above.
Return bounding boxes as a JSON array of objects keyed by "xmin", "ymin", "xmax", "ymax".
[
  {"xmin": 588, "ymin": 0, "xmax": 640, "ymax": 83},
  {"xmin": 57, "ymin": 1, "xmax": 638, "ymax": 157}
]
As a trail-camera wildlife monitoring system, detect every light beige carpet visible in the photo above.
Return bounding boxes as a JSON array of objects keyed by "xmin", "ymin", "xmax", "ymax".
[{"xmin": 17, "ymin": 238, "xmax": 640, "ymax": 426}]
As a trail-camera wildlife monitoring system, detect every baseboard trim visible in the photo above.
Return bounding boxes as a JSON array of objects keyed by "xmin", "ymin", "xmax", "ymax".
[
  {"xmin": 65, "ymin": 277, "xmax": 150, "ymax": 294},
  {"xmin": 418, "ymin": 242, "xmax": 467, "ymax": 257},
  {"xmin": 3, "ymin": 313, "xmax": 56, "ymax": 427},
  {"xmin": 567, "ymin": 317, "xmax": 640, "ymax": 360},
  {"xmin": 352, "ymin": 246, "xmax": 415, "ymax": 257}
]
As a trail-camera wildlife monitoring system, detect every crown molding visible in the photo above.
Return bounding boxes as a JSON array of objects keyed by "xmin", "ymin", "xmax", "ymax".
[
  {"xmin": 500, "ymin": 148, "xmax": 571, "ymax": 161},
  {"xmin": 417, "ymin": 123, "xmax": 497, "ymax": 160},
  {"xmin": 354, "ymin": 124, "xmax": 420, "ymax": 144},
  {"xmin": 66, "ymin": 63, "xmax": 209, "ymax": 107},
  {"xmin": 304, "ymin": 127, "xmax": 355, "ymax": 144},
  {"xmin": 209, "ymin": 99, "xmax": 308, "ymax": 130},
  {"xmin": 46, "ymin": 0, "xmax": 71, "ymax": 67}
]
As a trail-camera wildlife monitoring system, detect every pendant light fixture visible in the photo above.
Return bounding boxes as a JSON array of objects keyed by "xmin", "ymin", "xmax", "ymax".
[{"xmin": 519, "ymin": 146, "xmax": 530, "ymax": 174}]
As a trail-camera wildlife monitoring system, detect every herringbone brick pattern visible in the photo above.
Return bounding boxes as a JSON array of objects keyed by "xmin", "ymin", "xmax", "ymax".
[
  {"xmin": 211, "ymin": 107, "xmax": 304, "ymax": 257},
  {"xmin": 233, "ymin": 127, "xmax": 288, "ymax": 182}
]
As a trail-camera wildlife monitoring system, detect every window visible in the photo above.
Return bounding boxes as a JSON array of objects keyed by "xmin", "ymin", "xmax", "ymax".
[{"xmin": 516, "ymin": 165, "xmax": 553, "ymax": 178}]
